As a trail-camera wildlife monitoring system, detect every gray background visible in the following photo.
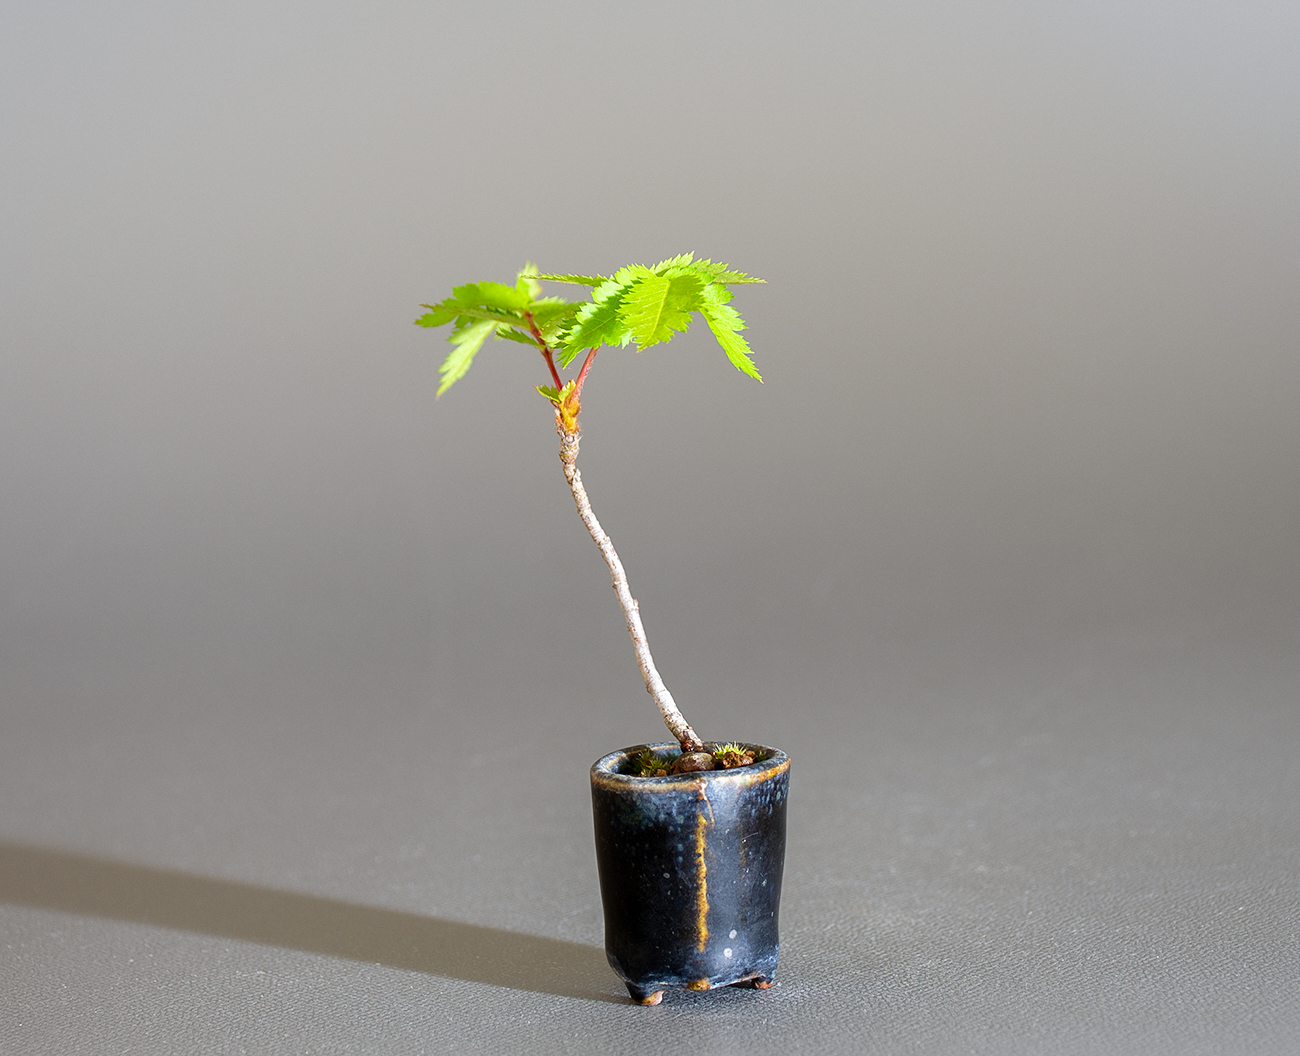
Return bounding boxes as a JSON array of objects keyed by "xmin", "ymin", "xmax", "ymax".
[{"xmin": 2, "ymin": 2, "xmax": 1298, "ymax": 1053}]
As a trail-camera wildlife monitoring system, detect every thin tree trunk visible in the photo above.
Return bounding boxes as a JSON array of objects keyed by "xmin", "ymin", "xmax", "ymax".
[{"xmin": 558, "ymin": 424, "xmax": 703, "ymax": 752}]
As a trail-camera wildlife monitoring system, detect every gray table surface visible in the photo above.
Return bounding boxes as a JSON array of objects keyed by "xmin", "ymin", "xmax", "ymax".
[{"xmin": 4, "ymin": 3, "xmax": 1298, "ymax": 1053}]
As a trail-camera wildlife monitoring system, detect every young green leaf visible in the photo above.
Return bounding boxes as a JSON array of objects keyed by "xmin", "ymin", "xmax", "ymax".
[
  {"xmin": 561, "ymin": 274, "xmax": 635, "ymax": 363},
  {"xmin": 698, "ymin": 283, "xmax": 762, "ymax": 382},
  {"xmin": 691, "ymin": 259, "xmax": 764, "ymax": 285},
  {"xmin": 415, "ymin": 305, "xmax": 459, "ymax": 328},
  {"xmin": 496, "ymin": 326, "xmax": 539, "ymax": 347},
  {"xmin": 516, "ymin": 263, "xmax": 543, "ymax": 301},
  {"xmin": 709, "ymin": 267, "xmax": 764, "ymax": 285},
  {"xmin": 417, "ymin": 256, "xmax": 764, "ymax": 394},
  {"xmin": 419, "ymin": 301, "xmax": 528, "ymax": 329},
  {"xmin": 648, "ymin": 251, "xmax": 696, "ymax": 274},
  {"xmin": 530, "ymin": 301, "xmax": 583, "ymax": 348},
  {"xmin": 641, "ymin": 254, "xmax": 764, "ymax": 286},
  {"xmin": 621, "ymin": 269, "xmax": 706, "ymax": 349},
  {"xmin": 534, "ymin": 273, "xmax": 606, "ymax": 287},
  {"xmin": 452, "ymin": 280, "xmax": 531, "ymax": 313},
  {"xmin": 437, "ymin": 318, "xmax": 496, "ymax": 396}
]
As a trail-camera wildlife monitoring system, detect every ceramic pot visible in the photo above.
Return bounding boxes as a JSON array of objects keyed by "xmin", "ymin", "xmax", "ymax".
[{"xmin": 590, "ymin": 742, "xmax": 790, "ymax": 1005}]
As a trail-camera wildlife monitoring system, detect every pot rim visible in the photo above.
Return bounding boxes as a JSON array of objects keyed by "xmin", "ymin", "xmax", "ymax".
[{"xmin": 591, "ymin": 742, "xmax": 789, "ymax": 793}]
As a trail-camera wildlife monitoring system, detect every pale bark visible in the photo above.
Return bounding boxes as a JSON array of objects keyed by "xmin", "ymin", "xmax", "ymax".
[{"xmin": 558, "ymin": 424, "xmax": 703, "ymax": 752}]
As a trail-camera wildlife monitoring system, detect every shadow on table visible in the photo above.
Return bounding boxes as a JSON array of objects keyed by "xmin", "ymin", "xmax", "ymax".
[{"xmin": 0, "ymin": 840, "xmax": 620, "ymax": 1003}]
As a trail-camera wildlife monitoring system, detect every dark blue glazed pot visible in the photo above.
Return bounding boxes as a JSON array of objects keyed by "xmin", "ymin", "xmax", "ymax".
[{"xmin": 590, "ymin": 743, "xmax": 790, "ymax": 1005}]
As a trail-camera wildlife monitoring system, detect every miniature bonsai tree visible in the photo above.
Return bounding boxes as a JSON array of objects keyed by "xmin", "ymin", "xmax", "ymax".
[{"xmin": 416, "ymin": 254, "xmax": 762, "ymax": 771}]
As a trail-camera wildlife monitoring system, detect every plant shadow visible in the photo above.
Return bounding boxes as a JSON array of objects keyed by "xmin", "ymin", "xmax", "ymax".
[{"xmin": 0, "ymin": 840, "xmax": 621, "ymax": 1003}]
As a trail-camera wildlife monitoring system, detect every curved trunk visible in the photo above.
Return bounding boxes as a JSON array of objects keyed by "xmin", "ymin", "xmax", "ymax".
[{"xmin": 558, "ymin": 424, "xmax": 702, "ymax": 752}]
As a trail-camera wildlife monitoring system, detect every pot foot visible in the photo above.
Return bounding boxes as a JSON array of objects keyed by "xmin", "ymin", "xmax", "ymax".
[
  {"xmin": 734, "ymin": 974, "xmax": 774, "ymax": 990},
  {"xmin": 626, "ymin": 985, "xmax": 664, "ymax": 1006}
]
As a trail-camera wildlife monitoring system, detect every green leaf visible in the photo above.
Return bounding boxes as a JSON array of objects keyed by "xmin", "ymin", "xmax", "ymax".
[
  {"xmin": 452, "ymin": 280, "xmax": 531, "ymax": 313},
  {"xmin": 621, "ymin": 270, "xmax": 706, "ymax": 349},
  {"xmin": 660, "ymin": 257, "xmax": 765, "ymax": 285},
  {"xmin": 649, "ymin": 251, "xmax": 695, "ymax": 273},
  {"xmin": 421, "ymin": 303, "xmax": 527, "ymax": 328},
  {"xmin": 531, "ymin": 300, "xmax": 581, "ymax": 327},
  {"xmin": 561, "ymin": 274, "xmax": 635, "ymax": 363},
  {"xmin": 560, "ymin": 300, "xmax": 622, "ymax": 364},
  {"xmin": 496, "ymin": 327, "xmax": 538, "ymax": 346},
  {"xmin": 702, "ymin": 312, "xmax": 762, "ymax": 381},
  {"xmin": 516, "ymin": 262, "xmax": 543, "ymax": 301},
  {"xmin": 415, "ymin": 305, "xmax": 458, "ymax": 328},
  {"xmin": 698, "ymin": 284, "xmax": 762, "ymax": 382},
  {"xmin": 417, "ymin": 256, "xmax": 764, "ymax": 396},
  {"xmin": 532, "ymin": 301, "xmax": 582, "ymax": 349},
  {"xmin": 710, "ymin": 267, "xmax": 764, "ymax": 284},
  {"xmin": 535, "ymin": 384, "xmax": 561, "ymax": 401},
  {"xmin": 437, "ymin": 318, "xmax": 496, "ymax": 396},
  {"xmin": 534, "ymin": 273, "xmax": 606, "ymax": 286}
]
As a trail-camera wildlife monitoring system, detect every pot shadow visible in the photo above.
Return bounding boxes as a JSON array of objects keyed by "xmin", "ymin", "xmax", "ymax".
[{"xmin": 0, "ymin": 840, "xmax": 621, "ymax": 1003}]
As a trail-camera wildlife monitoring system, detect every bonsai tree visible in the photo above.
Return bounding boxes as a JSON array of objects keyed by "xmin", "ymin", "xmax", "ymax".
[{"xmin": 416, "ymin": 254, "xmax": 763, "ymax": 771}]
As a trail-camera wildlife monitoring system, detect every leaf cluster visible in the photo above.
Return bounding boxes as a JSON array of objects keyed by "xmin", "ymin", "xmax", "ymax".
[
  {"xmin": 414, "ymin": 264, "xmax": 579, "ymax": 396},
  {"xmin": 415, "ymin": 254, "xmax": 764, "ymax": 396}
]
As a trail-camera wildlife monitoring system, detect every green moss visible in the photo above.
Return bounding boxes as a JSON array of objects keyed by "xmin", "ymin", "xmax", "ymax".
[
  {"xmin": 712, "ymin": 743, "xmax": 758, "ymax": 770},
  {"xmin": 631, "ymin": 748, "xmax": 680, "ymax": 777}
]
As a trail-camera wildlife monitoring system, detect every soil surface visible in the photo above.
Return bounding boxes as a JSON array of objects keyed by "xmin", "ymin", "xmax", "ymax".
[{"xmin": 633, "ymin": 745, "xmax": 759, "ymax": 777}]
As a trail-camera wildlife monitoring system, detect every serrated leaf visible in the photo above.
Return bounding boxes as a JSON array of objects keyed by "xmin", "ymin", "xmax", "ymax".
[
  {"xmin": 531, "ymin": 301, "xmax": 581, "ymax": 327},
  {"xmin": 421, "ymin": 303, "xmax": 526, "ymax": 328},
  {"xmin": 560, "ymin": 300, "xmax": 624, "ymax": 365},
  {"xmin": 532, "ymin": 301, "xmax": 582, "ymax": 349},
  {"xmin": 711, "ymin": 268, "xmax": 764, "ymax": 284},
  {"xmin": 415, "ymin": 305, "xmax": 458, "ymax": 328},
  {"xmin": 561, "ymin": 274, "xmax": 635, "ymax": 363},
  {"xmin": 436, "ymin": 318, "xmax": 496, "ymax": 396},
  {"xmin": 418, "ymin": 256, "xmax": 764, "ymax": 398},
  {"xmin": 536, "ymin": 385, "xmax": 561, "ymax": 400},
  {"xmin": 612, "ymin": 263, "xmax": 655, "ymax": 283},
  {"xmin": 562, "ymin": 315, "xmax": 629, "ymax": 361},
  {"xmin": 702, "ymin": 312, "xmax": 762, "ymax": 381},
  {"xmin": 417, "ymin": 295, "xmax": 530, "ymax": 331},
  {"xmin": 452, "ymin": 280, "xmax": 531, "ymax": 313},
  {"xmin": 649, "ymin": 252, "xmax": 695, "ymax": 274},
  {"xmin": 662, "ymin": 257, "xmax": 765, "ymax": 285},
  {"xmin": 621, "ymin": 271, "xmax": 706, "ymax": 349},
  {"xmin": 496, "ymin": 327, "xmax": 537, "ymax": 346},
  {"xmin": 534, "ymin": 272, "xmax": 606, "ymax": 286},
  {"xmin": 699, "ymin": 284, "xmax": 762, "ymax": 382},
  {"xmin": 516, "ymin": 262, "xmax": 542, "ymax": 301},
  {"xmin": 698, "ymin": 280, "xmax": 739, "ymax": 317}
]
